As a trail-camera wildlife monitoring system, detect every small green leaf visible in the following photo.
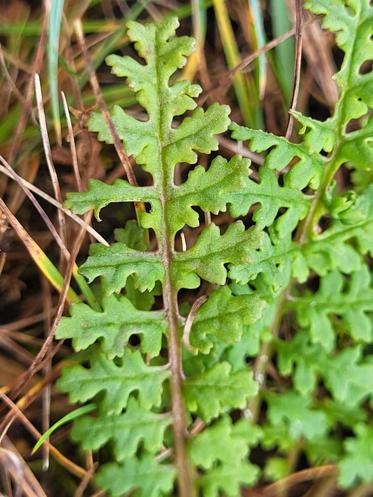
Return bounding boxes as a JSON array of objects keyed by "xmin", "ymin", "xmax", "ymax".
[
  {"xmin": 293, "ymin": 268, "xmax": 373, "ymax": 350},
  {"xmin": 228, "ymin": 166, "xmax": 309, "ymax": 237},
  {"xmin": 266, "ymin": 392, "xmax": 328, "ymax": 440},
  {"xmin": 173, "ymin": 223, "xmax": 263, "ymax": 290}
]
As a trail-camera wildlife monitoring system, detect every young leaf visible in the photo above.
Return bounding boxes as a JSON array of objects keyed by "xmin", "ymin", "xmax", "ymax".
[
  {"xmin": 173, "ymin": 223, "xmax": 262, "ymax": 290},
  {"xmin": 189, "ymin": 416, "xmax": 261, "ymax": 469},
  {"xmin": 80, "ymin": 243, "xmax": 164, "ymax": 293},
  {"xmin": 227, "ymin": 166, "xmax": 310, "ymax": 237}
]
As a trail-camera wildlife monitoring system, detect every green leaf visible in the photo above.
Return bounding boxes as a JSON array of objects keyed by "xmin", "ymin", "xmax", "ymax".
[
  {"xmin": 323, "ymin": 347, "xmax": 373, "ymax": 406},
  {"xmin": 190, "ymin": 286, "xmax": 266, "ymax": 354},
  {"xmin": 65, "ymin": 179, "xmax": 156, "ymax": 220},
  {"xmin": 96, "ymin": 457, "xmax": 175, "ymax": 497},
  {"xmin": 71, "ymin": 398, "xmax": 171, "ymax": 460},
  {"xmin": 278, "ymin": 335, "xmax": 373, "ymax": 406},
  {"xmin": 230, "ymin": 123, "xmax": 324, "ymax": 190},
  {"xmin": 189, "ymin": 416, "xmax": 261, "ymax": 469},
  {"xmin": 173, "ymin": 223, "xmax": 263, "ymax": 290},
  {"xmin": 184, "ymin": 362, "xmax": 258, "ymax": 421},
  {"xmin": 227, "ymin": 166, "xmax": 310, "ymax": 237},
  {"xmin": 57, "ymin": 348, "xmax": 169, "ymax": 415},
  {"xmin": 266, "ymin": 392, "xmax": 328, "ymax": 440},
  {"xmin": 299, "ymin": 1, "xmax": 373, "ymax": 175},
  {"xmin": 168, "ymin": 156, "xmax": 249, "ymax": 236},
  {"xmin": 338, "ymin": 424, "xmax": 373, "ymax": 488},
  {"xmin": 293, "ymin": 268, "xmax": 373, "ymax": 350},
  {"xmin": 229, "ymin": 230, "xmax": 294, "ymax": 291},
  {"xmin": 197, "ymin": 462, "xmax": 259, "ymax": 497},
  {"xmin": 80, "ymin": 243, "xmax": 164, "ymax": 293},
  {"xmin": 277, "ymin": 332, "xmax": 323, "ymax": 396},
  {"xmin": 56, "ymin": 295, "xmax": 167, "ymax": 358}
]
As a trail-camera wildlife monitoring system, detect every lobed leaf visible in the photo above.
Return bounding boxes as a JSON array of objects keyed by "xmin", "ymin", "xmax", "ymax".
[
  {"xmin": 80, "ymin": 243, "xmax": 164, "ymax": 294},
  {"xmin": 292, "ymin": 268, "xmax": 373, "ymax": 350},
  {"xmin": 190, "ymin": 286, "xmax": 266, "ymax": 354},
  {"xmin": 56, "ymin": 294, "xmax": 167, "ymax": 358},
  {"xmin": 71, "ymin": 398, "xmax": 171, "ymax": 460},
  {"xmin": 184, "ymin": 362, "xmax": 258, "ymax": 422},
  {"xmin": 96, "ymin": 456, "xmax": 175, "ymax": 497},
  {"xmin": 173, "ymin": 223, "xmax": 262, "ymax": 290},
  {"xmin": 57, "ymin": 349, "xmax": 169, "ymax": 415}
]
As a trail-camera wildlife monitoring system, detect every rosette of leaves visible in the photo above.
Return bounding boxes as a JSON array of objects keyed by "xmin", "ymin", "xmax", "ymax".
[{"xmin": 56, "ymin": 17, "xmax": 266, "ymax": 497}]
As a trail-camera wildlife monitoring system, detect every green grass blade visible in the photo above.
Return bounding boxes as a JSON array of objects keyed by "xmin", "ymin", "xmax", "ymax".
[
  {"xmin": 32, "ymin": 404, "xmax": 96, "ymax": 454},
  {"xmin": 48, "ymin": 0, "xmax": 64, "ymax": 145},
  {"xmin": 269, "ymin": 0, "xmax": 294, "ymax": 102},
  {"xmin": 248, "ymin": 0, "xmax": 267, "ymax": 99}
]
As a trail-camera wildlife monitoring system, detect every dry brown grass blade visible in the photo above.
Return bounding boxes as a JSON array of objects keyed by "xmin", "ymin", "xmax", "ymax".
[
  {"xmin": 0, "ymin": 45, "xmax": 27, "ymax": 108},
  {"xmin": 61, "ymin": 91, "xmax": 83, "ymax": 192},
  {"xmin": 0, "ymin": 157, "xmax": 109, "ymax": 246},
  {"xmin": 34, "ymin": 73, "xmax": 67, "ymax": 256},
  {"xmin": 285, "ymin": 0, "xmax": 303, "ymax": 139},
  {"xmin": 5, "ymin": 8, "xmax": 48, "ymax": 173},
  {"xmin": 10, "ymin": 216, "xmax": 91, "ymax": 398},
  {"xmin": 199, "ymin": 26, "xmax": 296, "ymax": 105},
  {"xmin": 301, "ymin": 11, "xmax": 338, "ymax": 106},
  {"xmin": 0, "ymin": 391, "xmax": 86, "ymax": 479},
  {"xmin": 244, "ymin": 465, "xmax": 338, "ymax": 497},
  {"xmin": 0, "ymin": 197, "xmax": 79, "ymax": 304},
  {"xmin": 0, "ymin": 441, "xmax": 46, "ymax": 497},
  {"xmin": 0, "ymin": 155, "xmax": 70, "ymax": 260},
  {"xmin": 73, "ymin": 20, "xmax": 137, "ymax": 186}
]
